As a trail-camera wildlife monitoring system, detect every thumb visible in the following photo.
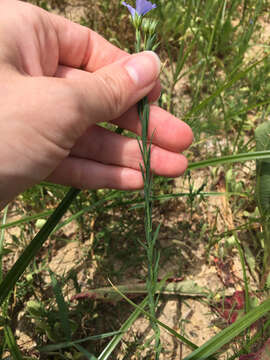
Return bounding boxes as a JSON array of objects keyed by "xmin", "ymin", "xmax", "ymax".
[{"xmin": 72, "ymin": 51, "xmax": 161, "ymax": 124}]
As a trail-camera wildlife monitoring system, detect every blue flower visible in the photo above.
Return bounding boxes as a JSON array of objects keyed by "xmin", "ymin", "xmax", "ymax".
[{"xmin": 122, "ymin": 0, "xmax": 157, "ymax": 18}]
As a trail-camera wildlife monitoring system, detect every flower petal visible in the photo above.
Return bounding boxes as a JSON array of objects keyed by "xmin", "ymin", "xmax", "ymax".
[
  {"xmin": 136, "ymin": 0, "xmax": 156, "ymax": 16},
  {"xmin": 122, "ymin": 1, "xmax": 136, "ymax": 18}
]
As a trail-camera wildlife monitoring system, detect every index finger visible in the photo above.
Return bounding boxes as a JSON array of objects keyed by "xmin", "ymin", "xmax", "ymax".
[{"xmin": 49, "ymin": 11, "xmax": 128, "ymax": 71}]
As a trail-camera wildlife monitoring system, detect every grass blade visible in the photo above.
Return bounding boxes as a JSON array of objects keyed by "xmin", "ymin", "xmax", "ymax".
[
  {"xmin": 98, "ymin": 297, "xmax": 149, "ymax": 360},
  {"xmin": 0, "ymin": 210, "xmax": 53, "ymax": 231},
  {"xmin": 185, "ymin": 53, "xmax": 270, "ymax": 120},
  {"xmin": 4, "ymin": 325, "xmax": 24, "ymax": 360},
  {"xmin": 39, "ymin": 331, "xmax": 121, "ymax": 352},
  {"xmin": 234, "ymin": 237, "xmax": 250, "ymax": 314},
  {"xmin": 107, "ymin": 280, "xmax": 199, "ymax": 352},
  {"xmin": 183, "ymin": 297, "xmax": 270, "ymax": 359},
  {"xmin": 0, "ymin": 187, "xmax": 80, "ymax": 306},
  {"xmin": 0, "ymin": 191, "xmax": 119, "ymax": 232},
  {"xmin": 188, "ymin": 150, "xmax": 270, "ymax": 170},
  {"xmin": 53, "ymin": 191, "xmax": 119, "ymax": 233},
  {"xmin": 50, "ymin": 270, "xmax": 71, "ymax": 341}
]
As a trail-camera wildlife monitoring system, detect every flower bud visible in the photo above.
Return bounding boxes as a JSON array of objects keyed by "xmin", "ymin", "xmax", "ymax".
[
  {"xmin": 149, "ymin": 19, "xmax": 158, "ymax": 35},
  {"xmin": 132, "ymin": 12, "xmax": 142, "ymax": 29},
  {"xmin": 142, "ymin": 18, "xmax": 158, "ymax": 35}
]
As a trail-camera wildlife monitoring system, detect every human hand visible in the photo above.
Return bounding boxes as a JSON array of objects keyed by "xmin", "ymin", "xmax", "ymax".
[{"xmin": 0, "ymin": 0, "xmax": 193, "ymax": 207}]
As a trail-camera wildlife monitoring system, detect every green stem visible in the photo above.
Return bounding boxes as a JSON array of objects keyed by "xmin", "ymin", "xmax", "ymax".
[{"xmin": 136, "ymin": 24, "xmax": 161, "ymax": 357}]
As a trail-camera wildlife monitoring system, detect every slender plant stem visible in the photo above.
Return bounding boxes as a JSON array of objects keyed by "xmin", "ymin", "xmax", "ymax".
[{"xmin": 136, "ymin": 25, "xmax": 161, "ymax": 357}]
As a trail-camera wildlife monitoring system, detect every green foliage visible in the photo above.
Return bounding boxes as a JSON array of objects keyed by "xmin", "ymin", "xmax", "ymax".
[
  {"xmin": 1, "ymin": 0, "xmax": 270, "ymax": 359},
  {"xmin": 4, "ymin": 325, "xmax": 24, "ymax": 360},
  {"xmin": 255, "ymin": 121, "xmax": 270, "ymax": 215},
  {"xmin": 50, "ymin": 270, "xmax": 72, "ymax": 341},
  {"xmin": 255, "ymin": 121, "xmax": 270, "ymax": 281}
]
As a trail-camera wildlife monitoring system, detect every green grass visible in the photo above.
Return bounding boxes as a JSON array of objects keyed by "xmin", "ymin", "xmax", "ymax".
[{"xmin": 1, "ymin": 0, "xmax": 270, "ymax": 359}]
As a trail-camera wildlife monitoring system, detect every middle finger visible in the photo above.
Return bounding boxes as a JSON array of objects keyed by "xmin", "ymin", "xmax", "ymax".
[{"xmin": 70, "ymin": 125, "xmax": 188, "ymax": 177}]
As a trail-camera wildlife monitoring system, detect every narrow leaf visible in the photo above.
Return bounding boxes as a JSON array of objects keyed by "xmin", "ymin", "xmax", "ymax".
[
  {"xmin": 50, "ymin": 270, "xmax": 71, "ymax": 341},
  {"xmin": 0, "ymin": 187, "xmax": 80, "ymax": 306},
  {"xmin": 188, "ymin": 151, "xmax": 270, "ymax": 171},
  {"xmin": 183, "ymin": 297, "xmax": 270, "ymax": 359},
  {"xmin": 255, "ymin": 121, "xmax": 270, "ymax": 215},
  {"xmin": 98, "ymin": 297, "xmax": 149, "ymax": 360},
  {"xmin": 107, "ymin": 280, "xmax": 198, "ymax": 351},
  {"xmin": 39, "ymin": 331, "xmax": 121, "ymax": 352},
  {"xmin": 4, "ymin": 325, "xmax": 24, "ymax": 360}
]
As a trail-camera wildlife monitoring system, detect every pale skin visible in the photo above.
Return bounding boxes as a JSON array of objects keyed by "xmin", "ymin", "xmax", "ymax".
[{"xmin": 0, "ymin": 0, "xmax": 193, "ymax": 210}]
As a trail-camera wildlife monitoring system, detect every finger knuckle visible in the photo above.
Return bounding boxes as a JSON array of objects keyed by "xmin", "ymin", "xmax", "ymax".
[{"xmin": 99, "ymin": 72, "xmax": 125, "ymax": 118}]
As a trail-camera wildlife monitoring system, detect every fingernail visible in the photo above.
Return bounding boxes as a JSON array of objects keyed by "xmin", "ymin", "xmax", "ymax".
[{"xmin": 125, "ymin": 51, "xmax": 160, "ymax": 88}]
